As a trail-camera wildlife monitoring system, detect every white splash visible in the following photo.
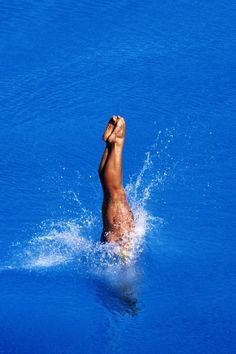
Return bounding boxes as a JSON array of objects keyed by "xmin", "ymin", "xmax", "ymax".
[{"xmin": 3, "ymin": 135, "xmax": 173, "ymax": 273}]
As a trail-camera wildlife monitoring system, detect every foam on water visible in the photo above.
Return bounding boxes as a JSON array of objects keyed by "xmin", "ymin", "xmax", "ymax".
[{"xmin": 2, "ymin": 132, "xmax": 173, "ymax": 274}]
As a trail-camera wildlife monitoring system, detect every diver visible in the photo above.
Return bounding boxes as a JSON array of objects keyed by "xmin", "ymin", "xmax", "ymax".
[
  {"xmin": 99, "ymin": 116, "xmax": 134, "ymax": 250},
  {"xmin": 99, "ymin": 117, "xmax": 138, "ymax": 312}
]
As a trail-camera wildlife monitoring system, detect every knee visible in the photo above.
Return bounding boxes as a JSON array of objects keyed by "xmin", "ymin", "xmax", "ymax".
[{"xmin": 108, "ymin": 187, "xmax": 126, "ymax": 201}]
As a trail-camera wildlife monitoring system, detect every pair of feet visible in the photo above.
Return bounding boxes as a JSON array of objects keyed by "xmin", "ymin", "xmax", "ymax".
[{"xmin": 103, "ymin": 115, "xmax": 126, "ymax": 145}]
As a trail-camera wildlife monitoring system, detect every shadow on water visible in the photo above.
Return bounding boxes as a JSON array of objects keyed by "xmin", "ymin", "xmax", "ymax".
[{"xmin": 93, "ymin": 265, "xmax": 142, "ymax": 317}]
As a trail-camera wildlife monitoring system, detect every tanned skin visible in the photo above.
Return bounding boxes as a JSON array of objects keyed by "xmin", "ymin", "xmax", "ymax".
[{"xmin": 99, "ymin": 116, "xmax": 134, "ymax": 244}]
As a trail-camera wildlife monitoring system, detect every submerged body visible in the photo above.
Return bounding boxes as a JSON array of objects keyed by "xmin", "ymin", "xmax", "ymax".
[{"xmin": 99, "ymin": 116, "xmax": 134, "ymax": 246}]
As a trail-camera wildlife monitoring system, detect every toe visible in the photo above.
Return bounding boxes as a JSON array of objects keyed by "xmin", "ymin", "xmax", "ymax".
[
  {"xmin": 111, "ymin": 115, "xmax": 118, "ymax": 123},
  {"xmin": 117, "ymin": 116, "xmax": 125, "ymax": 127}
]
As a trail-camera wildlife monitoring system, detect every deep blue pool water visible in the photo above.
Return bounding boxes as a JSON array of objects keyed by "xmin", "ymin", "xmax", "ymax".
[{"xmin": 0, "ymin": 0, "xmax": 235, "ymax": 353}]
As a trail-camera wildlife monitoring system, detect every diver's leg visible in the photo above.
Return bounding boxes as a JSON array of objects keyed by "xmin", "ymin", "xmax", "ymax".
[
  {"xmin": 98, "ymin": 116, "xmax": 118, "ymax": 178},
  {"xmin": 98, "ymin": 143, "xmax": 109, "ymax": 180},
  {"xmin": 99, "ymin": 116, "xmax": 125, "ymax": 195},
  {"xmin": 99, "ymin": 116, "xmax": 134, "ymax": 243},
  {"xmin": 101, "ymin": 139, "xmax": 123, "ymax": 196}
]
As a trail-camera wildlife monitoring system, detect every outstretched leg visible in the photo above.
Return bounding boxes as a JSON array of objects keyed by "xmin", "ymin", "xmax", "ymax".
[{"xmin": 99, "ymin": 116, "xmax": 134, "ymax": 244}]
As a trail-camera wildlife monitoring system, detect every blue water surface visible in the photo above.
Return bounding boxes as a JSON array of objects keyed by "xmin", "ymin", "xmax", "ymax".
[{"xmin": 0, "ymin": 0, "xmax": 235, "ymax": 353}]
